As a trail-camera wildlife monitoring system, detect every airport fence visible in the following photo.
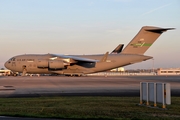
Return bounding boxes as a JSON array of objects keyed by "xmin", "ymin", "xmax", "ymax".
[{"xmin": 87, "ymin": 72, "xmax": 156, "ymax": 76}]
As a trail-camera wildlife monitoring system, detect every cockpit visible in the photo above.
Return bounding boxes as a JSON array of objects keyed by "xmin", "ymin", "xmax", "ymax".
[
  {"xmin": 10, "ymin": 57, "xmax": 16, "ymax": 61},
  {"xmin": 7, "ymin": 57, "xmax": 16, "ymax": 63},
  {"xmin": 4, "ymin": 57, "xmax": 17, "ymax": 70}
]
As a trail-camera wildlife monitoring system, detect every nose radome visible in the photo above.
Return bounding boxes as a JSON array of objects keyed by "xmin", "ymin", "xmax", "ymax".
[{"xmin": 4, "ymin": 61, "xmax": 9, "ymax": 69}]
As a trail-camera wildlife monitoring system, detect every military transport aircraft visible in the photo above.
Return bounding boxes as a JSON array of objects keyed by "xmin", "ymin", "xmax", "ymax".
[{"xmin": 4, "ymin": 26, "xmax": 174, "ymax": 76}]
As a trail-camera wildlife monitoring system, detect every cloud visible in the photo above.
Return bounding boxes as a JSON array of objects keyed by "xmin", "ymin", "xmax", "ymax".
[{"xmin": 141, "ymin": 3, "xmax": 173, "ymax": 16}]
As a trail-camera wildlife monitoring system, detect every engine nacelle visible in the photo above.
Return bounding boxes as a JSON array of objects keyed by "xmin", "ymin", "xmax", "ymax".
[
  {"xmin": 49, "ymin": 60, "xmax": 66, "ymax": 69},
  {"xmin": 37, "ymin": 59, "xmax": 48, "ymax": 68}
]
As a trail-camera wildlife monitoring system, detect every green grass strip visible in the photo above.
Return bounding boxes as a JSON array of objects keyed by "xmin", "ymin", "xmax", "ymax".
[{"xmin": 0, "ymin": 97, "xmax": 180, "ymax": 120}]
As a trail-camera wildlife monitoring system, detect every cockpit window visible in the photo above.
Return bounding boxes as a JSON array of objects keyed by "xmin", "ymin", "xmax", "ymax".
[{"xmin": 9, "ymin": 57, "xmax": 16, "ymax": 61}]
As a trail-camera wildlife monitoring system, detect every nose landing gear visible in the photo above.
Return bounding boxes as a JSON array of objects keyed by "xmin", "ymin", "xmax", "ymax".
[{"xmin": 22, "ymin": 65, "xmax": 27, "ymax": 76}]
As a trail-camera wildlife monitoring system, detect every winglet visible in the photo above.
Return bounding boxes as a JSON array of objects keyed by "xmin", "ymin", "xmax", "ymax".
[
  {"xmin": 111, "ymin": 44, "xmax": 124, "ymax": 54},
  {"xmin": 100, "ymin": 52, "xmax": 109, "ymax": 62}
]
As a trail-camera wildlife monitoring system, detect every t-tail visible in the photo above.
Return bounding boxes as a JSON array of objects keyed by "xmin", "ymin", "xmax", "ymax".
[{"xmin": 121, "ymin": 26, "xmax": 175, "ymax": 55}]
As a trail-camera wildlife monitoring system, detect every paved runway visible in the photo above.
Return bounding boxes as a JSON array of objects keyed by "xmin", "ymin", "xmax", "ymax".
[{"xmin": 0, "ymin": 76, "xmax": 180, "ymax": 97}]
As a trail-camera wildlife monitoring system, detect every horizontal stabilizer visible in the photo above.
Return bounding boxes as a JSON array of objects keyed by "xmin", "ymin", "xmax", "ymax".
[{"xmin": 145, "ymin": 28, "xmax": 175, "ymax": 34}]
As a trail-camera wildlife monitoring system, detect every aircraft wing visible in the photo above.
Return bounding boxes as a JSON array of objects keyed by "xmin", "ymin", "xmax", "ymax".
[{"xmin": 51, "ymin": 54, "xmax": 99, "ymax": 63}]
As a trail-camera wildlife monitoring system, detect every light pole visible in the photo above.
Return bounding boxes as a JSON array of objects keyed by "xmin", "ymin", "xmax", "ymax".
[{"xmin": 152, "ymin": 58, "xmax": 154, "ymax": 74}]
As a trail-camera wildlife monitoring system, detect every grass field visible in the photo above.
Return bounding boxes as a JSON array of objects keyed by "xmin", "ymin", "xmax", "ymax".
[{"xmin": 0, "ymin": 97, "xmax": 180, "ymax": 120}]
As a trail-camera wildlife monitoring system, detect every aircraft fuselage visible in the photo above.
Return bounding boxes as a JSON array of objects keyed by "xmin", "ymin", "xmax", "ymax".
[{"xmin": 4, "ymin": 53, "xmax": 152, "ymax": 75}]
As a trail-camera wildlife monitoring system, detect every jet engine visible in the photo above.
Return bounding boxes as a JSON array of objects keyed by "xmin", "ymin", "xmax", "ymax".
[
  {"xmin": 37, "ymin": 59, "xmax": 68, "ymax": 69},
  {"xmin": 37, "ymin": 59, "xmax": 48, "ymax": 68},
  {"xmin": 48, "ymin": 60, "xmax": 67, "ymax": 69}
]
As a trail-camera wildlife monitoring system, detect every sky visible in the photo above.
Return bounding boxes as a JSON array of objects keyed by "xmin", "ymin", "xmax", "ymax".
[{"xmin": 0, "ymin": 0, "xmax": 180, "ymax": 69}]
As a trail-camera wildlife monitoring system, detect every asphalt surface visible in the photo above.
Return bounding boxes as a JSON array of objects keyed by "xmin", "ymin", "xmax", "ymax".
[{"xmin": 0, "ymin": 75, "xmax": 180, "ymax": 97}]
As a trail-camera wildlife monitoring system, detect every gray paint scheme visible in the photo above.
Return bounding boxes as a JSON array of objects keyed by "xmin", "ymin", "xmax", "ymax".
[{"xmin": 4, "ymin": 26, "xmax": 174, "ymax": 76}]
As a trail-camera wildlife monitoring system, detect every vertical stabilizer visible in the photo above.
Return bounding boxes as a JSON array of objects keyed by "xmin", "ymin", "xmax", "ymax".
[{"xmin": 121, "ymin": 26, "xmax": 174, "ymax": 54}]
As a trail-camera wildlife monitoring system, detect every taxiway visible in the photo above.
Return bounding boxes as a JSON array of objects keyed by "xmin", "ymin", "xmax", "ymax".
[{"xmin": 0, "ymin": 76, "xmax": 180, "ymax": 97}]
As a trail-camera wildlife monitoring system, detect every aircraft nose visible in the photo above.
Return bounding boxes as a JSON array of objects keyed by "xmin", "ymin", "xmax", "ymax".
[{"xmin": 4, "ymin": 61, "xmax": 10, "ymax": 69}]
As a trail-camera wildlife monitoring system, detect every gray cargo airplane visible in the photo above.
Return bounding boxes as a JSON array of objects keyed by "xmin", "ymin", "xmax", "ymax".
[{"xmin": 4, "ymin": 26, "xmax": 174, "ymax": 76}]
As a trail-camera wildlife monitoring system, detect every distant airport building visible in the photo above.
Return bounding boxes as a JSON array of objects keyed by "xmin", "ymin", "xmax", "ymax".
[
  {"xmin": 0, "ymin": 69, "xmax": 11, "ymax": 76},
  {"xmin": 157, "ymin": 68, "xmax": 180, "ymax": 75},
  {"xmin": 110, "ymin": 67, "xmax": 125, "ymax": 72}
]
